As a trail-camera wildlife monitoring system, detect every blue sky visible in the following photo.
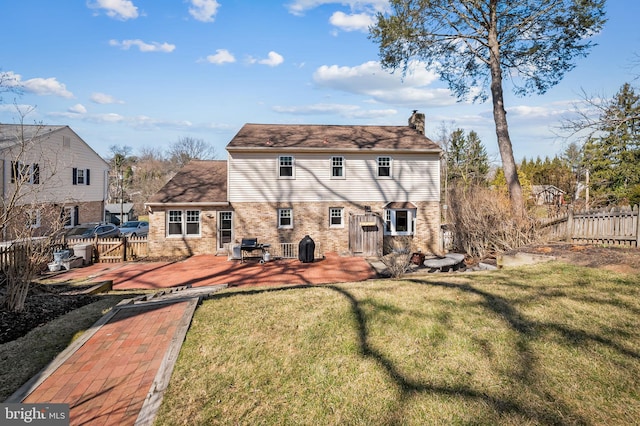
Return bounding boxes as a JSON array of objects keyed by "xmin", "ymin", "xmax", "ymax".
[{"xmin": 1, "ymin": 0, "xmax": 638, "ymax": 164}]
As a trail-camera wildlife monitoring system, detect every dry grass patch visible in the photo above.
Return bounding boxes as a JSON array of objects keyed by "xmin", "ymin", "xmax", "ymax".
[{"xmin": 156, "ymin": 265, "xmax": 640, "ymax": 425}]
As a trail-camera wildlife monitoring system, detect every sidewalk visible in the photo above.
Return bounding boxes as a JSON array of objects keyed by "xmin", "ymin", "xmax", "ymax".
[{"xmin": 7, "ymin": 286, "xmax": 227, "ymax": 426}]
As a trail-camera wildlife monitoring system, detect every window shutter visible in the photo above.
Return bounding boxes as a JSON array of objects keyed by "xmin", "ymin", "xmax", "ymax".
[
  {"xmin": 32, "ymin": 164, "xmax": 40, "ymax": 184},
  {"xmin": 11, "ymin": 161, "xmax": 17, "ymax": 183},
  {"xmin": 86, "ymin": 169, "xmax": 90, "ymax": 185},
  {"xmin": 73, "ymin": 206, "xmax": 79, "ymax": 226},
  {"xmin": 72, "ymin": 168, "xmax": 78, "ymax": 185}
]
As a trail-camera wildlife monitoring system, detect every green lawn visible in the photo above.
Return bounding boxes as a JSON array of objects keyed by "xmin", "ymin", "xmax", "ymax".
[{"xmin": 156, "ymin": 263, "xmax": 640, "ymax": 425}]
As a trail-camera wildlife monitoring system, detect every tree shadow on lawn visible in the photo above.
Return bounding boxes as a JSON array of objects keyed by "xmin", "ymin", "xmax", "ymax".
[{"xmin": 204, "ymin": 274, "xmax": 640, "ymax": 424}]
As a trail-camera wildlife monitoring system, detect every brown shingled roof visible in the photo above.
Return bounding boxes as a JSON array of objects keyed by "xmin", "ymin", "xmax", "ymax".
[
  {"xmin": 226, "ymin": 123, "xmax": 441, "ymax": 152},
  {"xmin": 147, "ymin": 160, "xmax": 227, "ymax": 204}
]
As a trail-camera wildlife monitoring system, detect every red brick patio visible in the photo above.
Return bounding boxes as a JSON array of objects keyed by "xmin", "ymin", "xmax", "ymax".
[{"xmin": 50, "ymin": 252, "xmax": 378, "ymax": 290}]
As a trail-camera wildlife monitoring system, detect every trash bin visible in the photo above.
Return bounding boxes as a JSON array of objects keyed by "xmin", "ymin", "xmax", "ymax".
[
  {"xmin": 298, "ymin": 235, "xmax": 315, "ymax": 263},
  {"xmin": 73, "ymin": 244, "xmax": 94, "ymax": 265}
]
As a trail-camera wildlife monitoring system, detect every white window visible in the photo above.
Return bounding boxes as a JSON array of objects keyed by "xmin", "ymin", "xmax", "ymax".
[
  {"xmin": 279, "ymin": 156, "xmax": 294, "ymax": 178},
  {"xmin": 278, "ymin": 208, "xmax": 293, "ymax": 228},
  {"xmin": 11, "ymin": 162, "xmax": 40, "ymax": 184},
  {"xmin": 62, "ymin": 206, "xmax": 78, "ymax": 228},
  {"xmin": 377, "ymin": 156, "xmax": 392, "ymax": 178},
  {"xmin": 72, "ymin": 168, "xmax": 91, "ymax": 185},
  {"xmin": 329, "ymin": 207, "xmax": 344, "ymax": 228},
  {"xmin": 385, "ymin": 209, "xmax": 416, "ymax": 236},
  {"xmin": 331, "ymin": 156, "xmax": 345, "ymax": 179},
  {"xmin": 28, "ymin": 209, "xmax": 41, "ymax": 228},
  {"xmin": 168, "ymin": 210, "xmax": 201, "ymax": 237}
]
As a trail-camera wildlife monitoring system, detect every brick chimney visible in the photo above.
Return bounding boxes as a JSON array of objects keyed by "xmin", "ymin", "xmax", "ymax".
[{"xmin": 408, "ymin": 110, "xmax": 425, "ymax": 135}]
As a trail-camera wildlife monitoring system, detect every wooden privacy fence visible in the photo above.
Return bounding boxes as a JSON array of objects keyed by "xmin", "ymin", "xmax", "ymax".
[{"xmin": 539, "ymin": 205, "xmax": 640, "ymax": 247}]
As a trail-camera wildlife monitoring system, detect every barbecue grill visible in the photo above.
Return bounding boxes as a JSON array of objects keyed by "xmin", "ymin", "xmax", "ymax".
[{"xmin": 240, "ymin": 238, "xmax": 270, "ymax": 263}]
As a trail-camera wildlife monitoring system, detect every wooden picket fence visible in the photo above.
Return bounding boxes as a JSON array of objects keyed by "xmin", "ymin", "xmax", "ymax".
[
  {"xmin": 539, "ymin": 204, "xmax": 640, "ymax": 247},
  {"xmin": 63, "ymin": 235, "xmax": 148, "ymax": 263}
]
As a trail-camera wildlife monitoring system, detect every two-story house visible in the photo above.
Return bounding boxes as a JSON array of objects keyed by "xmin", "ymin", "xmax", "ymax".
[
  {"xmin": 146, "ymin": 112, "xmax": 442, "ymax": 258},
  {"xmin": 0, "ymin": 124, "xmax": 110, "ymax": 240}
]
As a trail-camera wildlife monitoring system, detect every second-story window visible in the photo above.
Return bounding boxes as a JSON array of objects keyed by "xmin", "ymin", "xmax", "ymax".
[
  {"xmin": 331, "ymin": 156, "xmax": 344, "ymax": 179},
  {"xmin": 72, "ymin": 168, "xmax": 91, "ymax": 185},
  {"xmin": 11, "ymin": 162, "xmax": 40, "ymax": 184},
  {"xmin": 377, "ymin": 157, "xmax": 392, "ymax": 178},
  {"xmin": 279, "ymin": 156, "xmax": 294, "ymax": 178}
]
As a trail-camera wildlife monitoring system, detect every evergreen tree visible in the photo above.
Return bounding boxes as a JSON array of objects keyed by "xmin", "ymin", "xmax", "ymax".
[
  {"xmin": 446, "ymin": 129, "xmax": 490, "ymax": 186},
  {"xmin": 370, "ymin": 0, "xmax": 606, "ymax": 217},
  {"xmin": 582, "ymin": 83, "xmax": 640, "ymax": 205}
]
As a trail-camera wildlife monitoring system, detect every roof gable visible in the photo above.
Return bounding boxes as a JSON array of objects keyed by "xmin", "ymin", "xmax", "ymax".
[
  {"xmin": 147, "ymin": 160, "xmax": 227, "ymax": 204},
  {"xmin": 226, "ymin": 123, "xmax": 441, "ymax": 153}
]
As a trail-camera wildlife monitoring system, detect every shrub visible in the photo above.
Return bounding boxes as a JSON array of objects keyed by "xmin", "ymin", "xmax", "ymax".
[{"xmin": 446, "ymin": 184, "xmax": 537, "ymax": 260}]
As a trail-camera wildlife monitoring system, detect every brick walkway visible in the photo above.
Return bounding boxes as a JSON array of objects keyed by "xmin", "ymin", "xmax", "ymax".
[
  {"xmin": 8, "ymin": 287, "xmax": 226, "ymax": 426},
  {"xmin": 8, "ymin": 254, "xmax": 378, "ymax": 425}
]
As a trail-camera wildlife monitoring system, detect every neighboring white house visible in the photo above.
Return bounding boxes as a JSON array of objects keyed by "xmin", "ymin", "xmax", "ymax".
[
  {"xmin": 0, "ymin": 124, "xmax": 110, "ymax": 239},
  {"xmin": 147, "ymin": 112, "xmax": 443, "ymax": 258}
]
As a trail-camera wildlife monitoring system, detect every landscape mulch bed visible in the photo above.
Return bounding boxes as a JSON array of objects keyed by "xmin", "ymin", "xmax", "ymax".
[{"xmin": 0, "ymin": 283, "xmax": 99, "ymax": 344}]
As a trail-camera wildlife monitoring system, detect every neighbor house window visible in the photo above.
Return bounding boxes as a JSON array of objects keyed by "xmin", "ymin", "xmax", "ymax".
[
  {"xmin": 329, "ymin": 207, "xmax": 344, "ymax": 227},
  {"xmin": 168, "ymin": 210, "xmax": 201, "ymax": 237},
  {"xmin": 278, "ymin": 208, "xmax": 293, "ymax": 228},
  {"xmin": 11, "ymin": 162, "xmax": 40, "ymax": 184},
  {"xmin": 377, "ymin": 157, "xmax": 392, "ymax": 178},
  {"xmin": 279, "ymin": 156, "xmax": 294, "ymax": 178},
  {"xmin": 72, "ymin": 168, "xmax": 91, "ymax": 185},
  {"xmin": 27, "ymin": 209, "xmax": 41, "ymax": 228},
  {"xmin": 331, "ymin": 156, "xmax": 345, "ymax": 179},
  {"xmin": 385, "ymin": 209, "xmax": 416, "ymax": 236}
]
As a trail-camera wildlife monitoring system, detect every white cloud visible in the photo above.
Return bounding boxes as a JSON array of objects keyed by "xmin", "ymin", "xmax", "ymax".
[
  {"xmin": 272, "ymin": 103, "xmax": 396, "ymax": 119},
  {"xmin": 3, "ymin": 71, "xmax": 74, "ymax": 98},
  {"xmin": 286, "ymin": 0, "xmax": 388, "ymax": 16},
  {"xmin": 88, "ymin": 0, "xmax": 139, "ymax": 20},
  {"xmin": 206, "ymin": 49, "xmax": 236, "ymax": 65},
  {"xmin": 90, "ymin": 92, "xmax": 124, "ymax": 104},
  {"xmin": 249, "ymin": 51, "xmax": 284, "ymax": 67},
  {"xmin": 68, "ymin": 104, "xmax": 87, "ymax": 114},
  {"xmin": 189, "ymin": 0, "xmax": 220, "ymax": 22},
  {"xmin": 329, "ymin": 11, "xmax": 374, "ymax": 32},
  {"xmin": 109, "ymin": 39, "xmax": 176, "ymax": 53},
  {"xmin": 313, "ymin": 60, "xmax": 454, "ymax": 106}
]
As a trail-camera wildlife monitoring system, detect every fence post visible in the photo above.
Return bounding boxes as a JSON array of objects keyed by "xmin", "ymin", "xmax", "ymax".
[
  {"xmin": 566, "ymin": 206, "xmax": 574, "ymax": 242},
  {"xmin": 122, "ymin": 236, "xmax": 128, "ymax": 262},
  {"xmin": 633, "ymin": 204, "xmax": 640, "ymax": 248}
]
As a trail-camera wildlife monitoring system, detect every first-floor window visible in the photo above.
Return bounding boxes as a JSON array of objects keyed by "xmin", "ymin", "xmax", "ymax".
[
  {"xmin": 28, "ymin": 209, "xmax": 41, "ymax": 228},
  {"xmin": 385, "ymin": 209, "xmax": 415, "ymax": 235},
  {"xmin": 278, "ymin": 208, "xmax": 293, "ymax": 228},
  {"xmin": 168, "ymin": 210, "xmax": 201, "ymax": 236},
  {"xmin": 329, "ymin": 207, "xmax": 343, "ymax": 227}
]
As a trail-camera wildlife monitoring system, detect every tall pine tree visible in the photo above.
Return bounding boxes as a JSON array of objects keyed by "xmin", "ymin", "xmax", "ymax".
[{"xmin": 583, "ymin": 83, "xmax": 640, "ymax": 205}]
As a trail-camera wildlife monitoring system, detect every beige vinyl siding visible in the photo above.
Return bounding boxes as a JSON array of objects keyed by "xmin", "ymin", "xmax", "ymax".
[
  {"xmin": 1, "ymin": 127, "xmax": 109, "ymax": 206},
  {"xmin": 228, "ymin": 152, "xmax": 440, "ymax": 203}
]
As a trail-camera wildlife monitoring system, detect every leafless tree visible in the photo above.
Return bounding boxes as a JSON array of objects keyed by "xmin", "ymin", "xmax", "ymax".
[
  {"xmin": 167, "ymin": 136, "xmax": 217, "ymax": 168},
  {"xmin": 0, "ymin": 113, "xmax": 67, "ymax": 312}
]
